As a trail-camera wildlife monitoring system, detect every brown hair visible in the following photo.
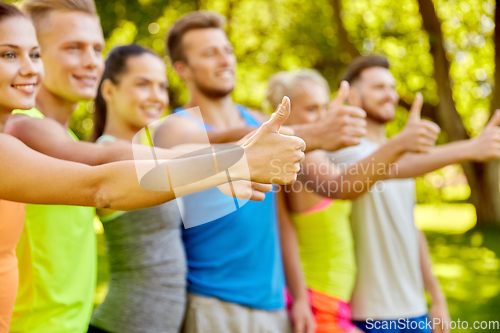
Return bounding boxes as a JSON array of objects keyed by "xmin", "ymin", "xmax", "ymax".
[
  {"xmin": 91, "ymin": 44, "xmax": 161, "ymax": 142},
  {"xmin": 166, "ymin": 10, "xmax": 226, "ymax": 64},
  {"xmin": 22, "ymin": 0, "xmax": 97, "ymax": 37},
  {"xmin": 340, "ymin": 55, "xmax": 390, "ymax": 84},
  {"xmin": 0, "ymin": 2, "xmax": 25, "ymax": 21}
]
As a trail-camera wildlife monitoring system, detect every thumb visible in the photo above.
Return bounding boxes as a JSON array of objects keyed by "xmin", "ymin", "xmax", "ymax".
[
  {"xmin": 264, "ymin": 96, "xmax": 290, "ymax": 132},
  {"xmin": 409, "ymin": 92, "xmax": 423, "ymax": 121},
  {"xmin": 330, "ymin": 80, "xmax": 350, "ymax": 109},
  {"xmin": 485, "ymin": 109, "xmax": 500, "ymax": 130}
]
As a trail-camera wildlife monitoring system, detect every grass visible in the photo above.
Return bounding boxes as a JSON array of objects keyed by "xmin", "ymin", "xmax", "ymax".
[{"xmin": 94, "ymin": 204, "xmax": 500, "ymax": 331}]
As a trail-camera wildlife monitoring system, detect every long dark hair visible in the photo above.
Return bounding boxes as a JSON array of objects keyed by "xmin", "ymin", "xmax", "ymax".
[
  {"xmin": 91, "ymin": 44, "xmax": 161, "ymax": 142},
  {"xmin": 0, "ymin": 3, "xmax": 25, "ymax": 21}
]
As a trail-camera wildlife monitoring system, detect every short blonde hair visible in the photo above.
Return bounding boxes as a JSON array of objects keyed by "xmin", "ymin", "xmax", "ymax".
[
  {"xmin": 22, "ymin": 0, "xmax": 97, "ymax": 38},
  {"xmin": 265, "ymin": 69, "xmax": 330, "ymax": 111}
]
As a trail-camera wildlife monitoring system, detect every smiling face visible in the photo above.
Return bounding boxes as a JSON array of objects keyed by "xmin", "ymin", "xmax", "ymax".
[
  {"xmin": 286, "ymin": 79, "xmax": 330, "ymax": 126},
  {"xmin": 178, "ymin": 28, "xmax": 236, "ymax": 98},
  {"xmin": 0, "ymin": 16, "xmax": 44, "ymax": 114},
  {"xmin": 38, "ymin": 11, "xmax": 104, "ymax": 102},
  {"xmin": 104, "ymin": 53, "xmax": 168, "ymax": 130},
  {"xmin": 350, "ymin": 67, "xmax": 399, "ymax": 123}
]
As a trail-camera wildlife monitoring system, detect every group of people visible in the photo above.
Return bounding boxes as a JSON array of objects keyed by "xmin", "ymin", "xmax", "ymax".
[{"xmin": 1, "ymin": 1, "xmax": 500, "ymax": 333}]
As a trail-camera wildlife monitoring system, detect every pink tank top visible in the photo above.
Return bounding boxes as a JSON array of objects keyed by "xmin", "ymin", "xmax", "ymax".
[{"xmin": 0, "ymin": 200, "xmax": 25, "ymax": 332}]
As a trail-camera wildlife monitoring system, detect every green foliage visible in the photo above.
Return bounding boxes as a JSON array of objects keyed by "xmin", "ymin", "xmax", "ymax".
[
  {"xmin": 69, "ymin": 0, "xmax": 492, "ymax": 203},
  {"xmin": 73, "ymin": 0, "xmax": 495, "ymax": 133}
]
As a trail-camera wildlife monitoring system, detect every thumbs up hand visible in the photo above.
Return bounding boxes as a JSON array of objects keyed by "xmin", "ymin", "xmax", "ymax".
[
  {"xmin": 242, "ymin": 96, "xmax": 306, "ymax": 185},
  {"xmin": 317, "ymin": 81, "xmax": 367, "ymax": 151},
  {"xmin": 394, "ymin": 93, "xmax": 440, "ymax": 153},
  {"xmin": 468, "ymin": 110, "xmax": 500, "ymax": 162}
]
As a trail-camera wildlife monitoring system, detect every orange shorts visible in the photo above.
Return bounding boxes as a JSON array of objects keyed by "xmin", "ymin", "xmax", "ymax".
[{"xmin": 286, "ymin": 288, "xmax": 356, "ymax": 333}]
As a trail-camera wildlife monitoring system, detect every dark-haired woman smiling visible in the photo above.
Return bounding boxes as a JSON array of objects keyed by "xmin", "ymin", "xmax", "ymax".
[{"xmin": 88, "ymin": 44, "xmax": 186, "ymax": 333}]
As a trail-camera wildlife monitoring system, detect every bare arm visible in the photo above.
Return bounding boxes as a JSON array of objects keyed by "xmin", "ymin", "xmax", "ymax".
[
  {"xmin": 418, "ymin": 230, "xmax": 450, "ymax": 333},
  {"xmin": 277, "ymin": 191, "xmax": 315, "ymax": 333},
  {"xmin": 300, "ymin": 139, "xmax": 406, "ymax": 200},
  {"xmin": 207, "ymin": 126, "xmax": 258, "ymax": 143},
  {"xmin": 0, "ymin": 133, "xmax": 248, "ymax": 210},
  {"xmin": 390, "ymin": 110, "xmax": 500, "ymax": 179},
  {"xmin": 5, "ymin": 114, "xmax": 207, "ymax": 165},
  {"xmin": 300, "ymin": 94, "xmax": 440, "ymax": 200}
]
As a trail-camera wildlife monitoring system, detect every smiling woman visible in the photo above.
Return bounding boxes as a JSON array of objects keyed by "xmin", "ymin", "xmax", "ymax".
[
  {"xmin": 0, "ymin": 8, "xmax": 43, "ymax": 131},
  {"xmin": 0, "ymin": 4, "xmax": 43, "ymax": 331}
]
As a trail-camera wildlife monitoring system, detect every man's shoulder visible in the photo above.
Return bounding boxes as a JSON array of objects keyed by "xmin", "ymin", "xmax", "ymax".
[
  {"xmin": 154, "ymin": 110, "xmax": 210, "ymax": 148},
  {"xmin": 245, "ymin": 108, "xmax": 269, "ymax": 123}
]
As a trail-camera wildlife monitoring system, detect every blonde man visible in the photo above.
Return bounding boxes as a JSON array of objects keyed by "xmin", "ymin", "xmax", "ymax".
[{"xmin": 7, "ymin": 1, "xmax": 104, "ymax": 332}]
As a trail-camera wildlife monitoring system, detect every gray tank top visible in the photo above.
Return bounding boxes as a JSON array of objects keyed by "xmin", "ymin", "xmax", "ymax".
[{"xmin": 90, "ymin": 201, "xmax": 186, "ymax": 333}]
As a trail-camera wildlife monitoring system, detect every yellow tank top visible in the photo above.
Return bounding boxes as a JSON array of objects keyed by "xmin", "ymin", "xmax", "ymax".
[{"xmin": 291, "ymin": 198, "xmax": 357, "ymax": 302}]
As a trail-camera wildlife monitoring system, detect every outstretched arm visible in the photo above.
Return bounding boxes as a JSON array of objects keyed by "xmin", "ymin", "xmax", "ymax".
[
  {"xmin": 389, "ymin": 110, "xmax": 500, "ymax": 179},
  {"xmin": 300, "ymin": 93, "xmax": 440, "ymax": 200},
  {"xmin": 2, "ymin": 98, "xmax": 306, "ymax": 208},
  {"xmin": 0, "ymin": 133, "xmax": 253, "ymax": 210}
]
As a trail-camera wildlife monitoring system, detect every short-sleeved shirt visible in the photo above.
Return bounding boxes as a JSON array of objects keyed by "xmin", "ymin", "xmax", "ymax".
[
  {"xmin": 328, "ymin": 139, "xmax": 427, "ymax": 320},
  {"xmin": 10, "ymin": 108, "xmax": 96, "ymax": 333},
  {"xmin": 175, "ymin": 106, "xmax": 285, "ymax": 310}
]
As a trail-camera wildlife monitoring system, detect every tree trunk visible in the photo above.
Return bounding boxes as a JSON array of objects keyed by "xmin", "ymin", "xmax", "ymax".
[
  {"xmin": 330, "ymin": 0, "xmax": 359, "ymax": 59},
  {"xmin": 418, "ymin": 0, "xmax": 500, "ymax": 226}
]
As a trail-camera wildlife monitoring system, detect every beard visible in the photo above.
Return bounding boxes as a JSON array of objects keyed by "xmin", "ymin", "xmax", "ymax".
[
  {"xmin": 193, "ymin": 76, "xmax": 234, "ymax": 99},
  {"xmin": 359, "ymin": 95, "xmax": 396, "ymax": 124}
]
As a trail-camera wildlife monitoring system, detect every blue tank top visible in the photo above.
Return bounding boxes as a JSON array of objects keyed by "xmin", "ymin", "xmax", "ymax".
[{"xmin": 174, "ymin": 105, "xmax": 285, "ymax": 310}]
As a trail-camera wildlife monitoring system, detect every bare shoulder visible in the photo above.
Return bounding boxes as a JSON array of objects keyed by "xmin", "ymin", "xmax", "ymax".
[
  {"xmin": 5, "ymin": 113, "xmax": 72, "ymax": 143},
  {"xmin": 246, "ymin": 108, "xmax": 270, "ymax": 123},
  {"xmin": 154, "ymin": 112, "xmax": 209, "ymax": 148}
]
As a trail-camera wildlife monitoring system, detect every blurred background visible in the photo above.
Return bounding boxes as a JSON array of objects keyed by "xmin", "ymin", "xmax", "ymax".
[{"xmin": 9, "ymin": 0, "xmax": 500, "ymax": 330}]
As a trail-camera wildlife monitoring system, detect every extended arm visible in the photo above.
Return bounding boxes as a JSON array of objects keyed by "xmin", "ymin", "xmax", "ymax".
[
  {"xmin": 300, "ymin": 94, "xmax": 440, "ymax": 200},
  {"xmin": 0, "ymin": 133, "xmax": 250, "ymax": 210},
  {"xmin": 390, "ymin": 110, "xmax": 500, "ymax": 179},
  {"xmin": 5, "ymin": 114, "xmax": 205, "ymax": 165}
]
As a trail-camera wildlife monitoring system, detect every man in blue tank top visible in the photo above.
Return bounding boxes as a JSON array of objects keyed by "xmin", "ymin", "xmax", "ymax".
[{"xmin": 156, "ymin": 11, "xmax": 370, "ymax": 333}]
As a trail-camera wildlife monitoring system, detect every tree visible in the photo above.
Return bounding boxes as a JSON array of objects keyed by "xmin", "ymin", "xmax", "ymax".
[{"xmin": 72, "ymin": 0, "xmax": 499, "ymax": 225}]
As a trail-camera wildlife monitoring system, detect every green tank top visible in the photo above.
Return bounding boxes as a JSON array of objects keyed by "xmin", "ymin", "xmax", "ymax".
[
  {"xmin": 291, "ymin": 198, "xmax": 357, "ymax": 302},
  {"xmin": 10, "ymin": 108, "xmax": 96, "ymax": 333}
]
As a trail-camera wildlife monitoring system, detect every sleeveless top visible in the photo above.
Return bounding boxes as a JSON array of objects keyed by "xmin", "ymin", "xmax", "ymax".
[
  {"xmin": 0, "ymin": 200, "xmax": 25, "ymax": 333},
  {"xmin": 90, "ymin": 135, "xmax": 186, "ymax": 333},
  {"xmin": 291, "ymin": 198, "xmax": 357, "ymax": 302},
  {"xmin": 174, "ymin": 106, "xmax": 285, "ymax": 310},
  {"xmin": 10, "ymin": 108, "xmax": 96, "ymax": 333}
]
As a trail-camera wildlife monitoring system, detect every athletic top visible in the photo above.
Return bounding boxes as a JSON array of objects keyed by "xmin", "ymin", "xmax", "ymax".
[
  {"xmin": 174, "ymin": 105, "xmax": 285, "ymax": 310},
  {"xmin": 89, "ymin": 134, "xmax": 186, "ymax": 333},
  {"xmin": 0, "ymin": 200, "xmax": 25, "ymax": 332},
  {"xmin": 291, "ymin": 198, "xmax": 356, "ymax": 302},
  {"xmin": 328, "ymin": 139, "xmax": 427, "ymax": 320},
  {"xmin": 10, "ymin": 108, "xmax": 97, "ymax": 333}
]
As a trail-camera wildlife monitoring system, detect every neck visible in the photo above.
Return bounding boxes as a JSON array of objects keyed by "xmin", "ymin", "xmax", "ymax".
[
  {"xmin": 184, "ymin": 87, "xmax": 240, "ymax": 129},
  {"xmin": 366, "ymin": 116, "xmax": 387, "ymax": 144},
  {"xmin": 102, "ymin": 107, "xmax": 141, "ymax": 143},
  {"xmin": 36, "ymin": 85, "xmax": 78, "ymax": 128},
  {"xmin": 0, "ymin": 108, "xmax": 10, "ymax": 133}
]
